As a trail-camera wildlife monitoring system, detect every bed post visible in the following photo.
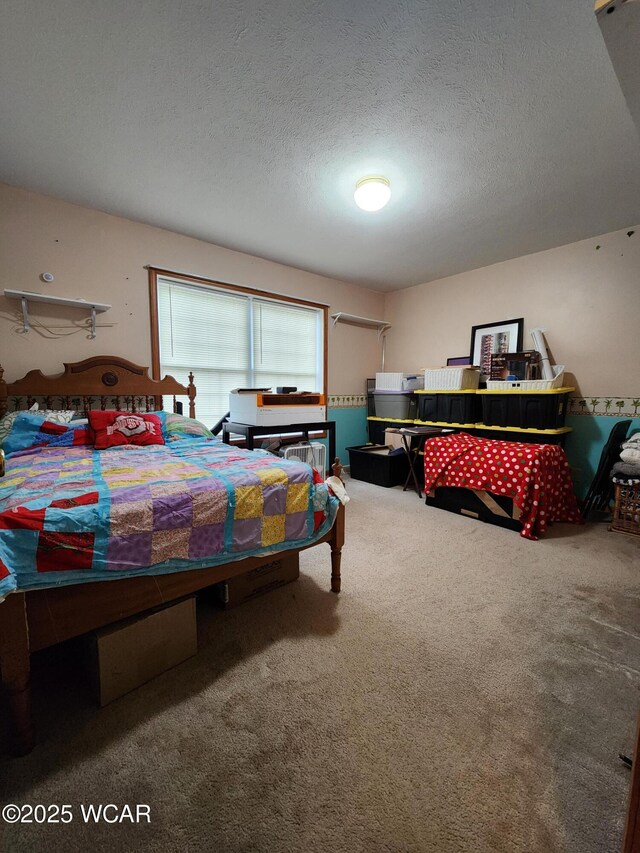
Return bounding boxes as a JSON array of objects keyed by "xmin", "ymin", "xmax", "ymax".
[
  {"xmin": 188, "ymin": 372, "xmax": 196, "ymax": 419},
  {"xmin": 329, "ymin": 502, "xmax": 345, "ymax": 593},
  {"xmin": 0, "ymin": 593, "xmax": 34, "ymax": 755}
]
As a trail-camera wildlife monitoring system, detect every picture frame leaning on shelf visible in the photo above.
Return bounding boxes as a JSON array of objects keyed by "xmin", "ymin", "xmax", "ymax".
[{"xmin": 469, "ymin": 318, "xmax": 524, "ymax": 382}]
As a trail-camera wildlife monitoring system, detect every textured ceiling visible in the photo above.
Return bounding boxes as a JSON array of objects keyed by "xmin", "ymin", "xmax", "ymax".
[{"xmin": 1, "ymin": 0, "xmax": 639, "ymax": 291}]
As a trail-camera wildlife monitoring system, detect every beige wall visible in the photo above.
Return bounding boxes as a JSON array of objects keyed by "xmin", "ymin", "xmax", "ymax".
[
  {"xmin": 383, "ymin": 225, "xmax": 640, "ymax": 397},
  {"xmin": 0, "ymin": 183, "xmax": 385, "ymax": 393}
]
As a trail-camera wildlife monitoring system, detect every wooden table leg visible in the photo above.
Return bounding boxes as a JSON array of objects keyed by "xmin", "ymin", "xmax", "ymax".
[
  {"xmin": 0, "ymin": 593, "xmax": 35, "ymax": 756},
  {"xmin": 329, "ymin": 502, "xmax": 345, "ymax": 593}
]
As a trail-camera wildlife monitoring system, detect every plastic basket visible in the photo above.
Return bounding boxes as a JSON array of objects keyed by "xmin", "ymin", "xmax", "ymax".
[
  {"xmin": 485, "ymin": 366, "xmax": 565, "ymax": 391},
  {"xmin": 423, "ymin": 367, "xmax": 480, "ymax": 391},
  {"xmin": 376, "ymin": 372, "xmax": 423, "ymax": 391},
  {"xmin": 373, "ymin": 392, "xmax": 418, "ymax": 420}
]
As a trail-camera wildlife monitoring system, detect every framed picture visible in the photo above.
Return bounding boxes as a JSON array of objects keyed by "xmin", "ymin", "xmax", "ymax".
[
  {"xmin": 446, "ymin": 356, "xmax": 472, "ymax": 366},
  {"xmin": 470, "ymin": 318, "xmax": 524, "ymax": 380}
]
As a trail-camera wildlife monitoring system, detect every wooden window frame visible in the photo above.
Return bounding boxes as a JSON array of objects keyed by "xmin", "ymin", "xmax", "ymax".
[{"xmin": 148, "ymin": 266, "xmax": 329, "ymax": 424}]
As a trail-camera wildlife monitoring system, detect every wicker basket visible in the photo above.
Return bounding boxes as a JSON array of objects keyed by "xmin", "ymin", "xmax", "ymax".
[
  {"xmin": 609, "ymin": 482, "xmax": 640, "ymax": 537},
  {"xmin": 486, "ymin": 365, "xmax": 565, "ymax": 391},
  {"xmin": 376, "ymin": 372, "xmax": 423, "ymax": 391},
  {"xmin": 423, "ymin": 367, "xmax": 480, "ymax": 391}
]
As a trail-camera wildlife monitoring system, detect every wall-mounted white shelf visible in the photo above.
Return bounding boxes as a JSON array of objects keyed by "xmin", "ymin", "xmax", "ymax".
[
  {"xmin": 4, "ymin": 289, "xmax": 111, "ymax": 339},
  {"xmin": 330, "ymin": 312, "xmax": 391, "ymax": 335},
  {"xmin": 330, "ymin": 312, "xmax": 391, "ymax": 370}
]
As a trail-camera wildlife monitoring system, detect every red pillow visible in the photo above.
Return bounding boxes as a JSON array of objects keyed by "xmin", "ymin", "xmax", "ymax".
[{"xmin": 88, "ymin": 411, "xmax": 164, "ymax": 449}]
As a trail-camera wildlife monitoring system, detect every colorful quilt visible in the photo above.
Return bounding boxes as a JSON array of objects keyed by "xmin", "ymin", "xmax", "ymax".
[
  {"xmin": 423, "ymin": 433, "xmax": 581, "ymax": 540},
  {"xmin": 0, "ymin": 437, "xmax": 338, "ymax": 600}
]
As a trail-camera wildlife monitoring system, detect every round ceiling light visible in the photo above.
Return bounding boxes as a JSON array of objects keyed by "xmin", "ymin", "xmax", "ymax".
[{"xmin": 354, "ymin": 176, "xmax": 391, "ymax": 212}]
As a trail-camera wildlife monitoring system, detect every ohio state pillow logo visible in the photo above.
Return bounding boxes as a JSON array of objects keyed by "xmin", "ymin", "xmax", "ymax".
[{"xmin": 106, "ymin": 414, "xmax": 157, "ymax": 437}]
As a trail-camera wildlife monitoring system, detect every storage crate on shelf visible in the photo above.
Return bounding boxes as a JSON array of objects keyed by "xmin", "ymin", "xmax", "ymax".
[
  {"xmin": 375, "ymin": 372, "xmax": 423, "ymax": 391},
  {"xmin": 477, "ymin": 387, "xmax": 573, "ymax": 430},
  {"xmin": 347, "ymin": 444, "xmax": 410, "ymax": 487},
  {"xmin": 477, "ymin": 394, "xmax": 520, "ymax": 428},
  {"xmin": 609, "ymin": 482, "xmax": 640, "ymax": 537},
  {"xmin": 423, "ymin": 367, "xmax": 480, "ymax": 391},
  {"xmin": 485, "ymin": 365, "xmax": 565, "ymax": 391},
  {"xmin": 372, "ymin": 391, "xmax": 417, "ymax": 420},
  {"xmin": 415, "ymin": 390, "xmax": 482, "ymax": 425}
]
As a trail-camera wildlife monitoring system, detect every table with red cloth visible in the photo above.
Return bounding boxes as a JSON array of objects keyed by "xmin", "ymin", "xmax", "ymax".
[{"xmin": 423, "ymin": 432, "xmax": 581, "ymax": 540}]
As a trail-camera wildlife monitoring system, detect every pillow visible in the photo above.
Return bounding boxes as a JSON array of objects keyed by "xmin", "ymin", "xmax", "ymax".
[
  {"xmin": 88, "ymin": 410, "xmax": 165, "ymax": 449},
  {"xmin": 0, "ymin": 405, "xmax": 76, "ymax": 447},
  {"xmin": 3, "ymin": 412, "xmax": 92, "ymax": 455},
  {"xmin": 162, "ymin": 412, "xmax": 214, "ymax": 441}
]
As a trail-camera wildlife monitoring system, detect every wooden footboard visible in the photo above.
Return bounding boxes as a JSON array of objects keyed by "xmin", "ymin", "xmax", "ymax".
[{"xmin": 0, "ymin": 502, "xmax": 344, "ymax": 756}]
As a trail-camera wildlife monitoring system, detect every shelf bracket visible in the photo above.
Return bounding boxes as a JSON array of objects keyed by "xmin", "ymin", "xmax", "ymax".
[
  {"xmin": 20, "ymin": 297, "xmax": 30, "ymax": 334},
  {"xmin": 90, "ymin": 306, "xmax": 97, "ymax": 339}
]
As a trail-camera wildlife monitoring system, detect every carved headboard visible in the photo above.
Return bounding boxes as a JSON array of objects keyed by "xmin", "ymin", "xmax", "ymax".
[{"xmin": 0, "ymin": 356, "xmax": 196, "ymax": 418}]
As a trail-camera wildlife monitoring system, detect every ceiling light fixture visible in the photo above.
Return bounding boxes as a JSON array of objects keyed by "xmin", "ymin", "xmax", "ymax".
[{"xmin": 354, "ymin": 176, "xmax": 391, "ymax": 212}]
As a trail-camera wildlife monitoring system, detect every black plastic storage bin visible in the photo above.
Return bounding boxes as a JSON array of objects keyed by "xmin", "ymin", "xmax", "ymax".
[
  {"xmin": 519, "ymin": 393, "xmax": 569, "ymax": 429},
  {"xmin": 417, "ymin": 392, "xmax": 481, "ymax": 425},
  {"xmin": 479, "ymin": 394, "xmax": 521, "ymax": 427},
  {"xmin": 437, "ymin": 393, "xmax": 481, "ymax": 425},
  {"xmin": 347, "ymin": 445, "xmax": 410, "ymax": 487},
  {"xmin": 426, "ymin": 487, "xmax": 522, "ymax": 533},
  {"xmin": 480, "ymin": 391, "xmax": 570, "ymax": 429},
  {"xmin": 367, "ymin": 417, "xmax": 415, "ymax": 445},
  {"xmin": 416, "ymin": 393, "xmax": 439, "ymax": 421}
]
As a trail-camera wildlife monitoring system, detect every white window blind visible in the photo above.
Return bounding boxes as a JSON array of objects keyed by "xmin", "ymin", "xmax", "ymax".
[{"xmin": 157, "ymin": 276, "xmax": 324, "ymax": 427}]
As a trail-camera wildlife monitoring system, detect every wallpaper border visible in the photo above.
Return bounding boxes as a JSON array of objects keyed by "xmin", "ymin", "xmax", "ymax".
[
  {"xmin": 328, "ymin": 395, "xmax": 367, "ymax": 408},
  {"xmin": 568, "ymin": 396, "xmax": 640, "ymax": 417}
]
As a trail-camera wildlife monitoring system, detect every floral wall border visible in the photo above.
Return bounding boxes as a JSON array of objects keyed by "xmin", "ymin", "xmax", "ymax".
[
  {"xmin": 569, "ymin": 396, "xmax": 640, "ymax": 417},
  {"xmin": 327, "ymin": 395, "xmax": 367, "ymax": 408}
]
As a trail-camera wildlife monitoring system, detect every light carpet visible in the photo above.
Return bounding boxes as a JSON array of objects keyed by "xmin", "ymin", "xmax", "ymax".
[{"xmin": 1, "ymin": 478, "xmax": 639, "ymax": 852}]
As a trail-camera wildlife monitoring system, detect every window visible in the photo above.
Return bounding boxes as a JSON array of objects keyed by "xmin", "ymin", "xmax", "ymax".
[{"xmin": 149, "ymin": 269, "xmax": 327, "ymax": 427}]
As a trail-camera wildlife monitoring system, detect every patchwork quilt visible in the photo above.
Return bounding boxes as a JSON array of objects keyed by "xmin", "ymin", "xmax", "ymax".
[{"xmin": 0, "ymin": 437, "xmax": 338, "ymax": 600}]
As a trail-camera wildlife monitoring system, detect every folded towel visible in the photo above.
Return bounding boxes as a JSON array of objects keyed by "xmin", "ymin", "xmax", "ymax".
[
  {"xmin": 621, "ymin": 446, "xmax": 640, "ymax": 464},
  {"xmin": 612, "ymin": 460, "xmax": 640, "ymax": 477},
  {"xmin": 612, "ymin": 475, "xmax": 640, "ymax": 486}
]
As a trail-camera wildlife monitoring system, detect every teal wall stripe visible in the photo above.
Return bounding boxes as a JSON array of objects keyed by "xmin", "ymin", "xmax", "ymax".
[
  {"xmin": 312, "ymin": 406, "xmax": 368, "ymax": 466},
  {"xmin": 564, "ymin": 415, "xmax": 640, "ymax": 498}
]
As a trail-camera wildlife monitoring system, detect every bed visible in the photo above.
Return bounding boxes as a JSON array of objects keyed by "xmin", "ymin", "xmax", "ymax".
[
  {"xmin": 0, "ymin": 356, "xmax": 345, "ymax": 755},
  {"xmin": 423, "ymin": 432, "xmax": 581, "ymax": 539}
]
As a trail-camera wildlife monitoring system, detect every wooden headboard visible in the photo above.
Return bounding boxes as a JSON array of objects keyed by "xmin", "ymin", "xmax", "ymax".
[{"xmin": 0, "ymin": 356, "xmax": 196, "ymax": 418}]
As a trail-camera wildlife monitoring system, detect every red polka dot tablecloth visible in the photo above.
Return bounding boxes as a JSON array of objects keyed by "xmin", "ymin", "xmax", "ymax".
[{"xmin": 423, "ymin": 433, "xmax": 581, "ymax": 540}]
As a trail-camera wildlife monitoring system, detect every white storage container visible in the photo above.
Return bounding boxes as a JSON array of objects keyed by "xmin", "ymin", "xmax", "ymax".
[
  {"xmin": 423, "ymin": 367, "xmax": 480, "ymax": 391},
  {"xmin": 373, "ymin": 392, "xmax": 418, "ymax": 419},
  {"xmin": 485, "ymin": 365, "xmax": 565, "ymax": 391},
  {"xmin": 376, "ymin": 372, "xmax": 423, "ymax": 392}
]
